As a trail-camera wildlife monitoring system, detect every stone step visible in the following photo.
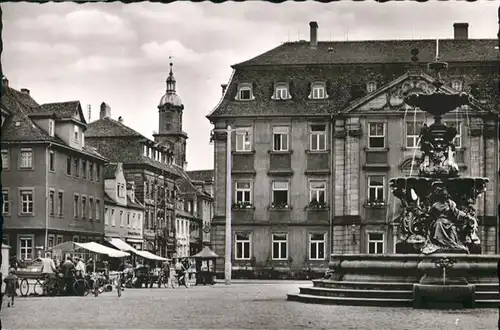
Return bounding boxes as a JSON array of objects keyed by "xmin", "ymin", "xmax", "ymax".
[
  {"xmin": 474, "ymin": 299, "xmax": 500, "ymax": 308},
  {"xmin": 300, "ymin": 286, "xmax": 412, "ymax": 299},
  {"xmin": 287, "ymin": 293, "xmax": 413, "ymax": 307},
  {"xmin": 474, "ymin": 291, "xmax": 499, "ymax": 300},
  {"xmin": 313, "ymin": 280, "xmax": 413, "ymax": 291},
  {"xmin": 474, "ymin": 283, "xmax": 498, "ymax": 292}
]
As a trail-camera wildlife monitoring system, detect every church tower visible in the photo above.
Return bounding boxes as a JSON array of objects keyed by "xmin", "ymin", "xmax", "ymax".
[{"xmin": 154, "ymin": 59, "xmax": 188, "ymax": 169}]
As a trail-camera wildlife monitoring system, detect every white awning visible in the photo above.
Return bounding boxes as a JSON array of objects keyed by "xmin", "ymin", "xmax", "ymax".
[
  {"xmin": 108, "ymin": 238, "xmax": 167, "ymax": 261},
  {"xmin": 126, "ymin": 238, "xmax": 144, "ymax": 243},
  {"xmin": 74, "ymin": 242, "xmax": 129, "ymax": 258},
  {"xmin": 108, "ymin": 238, "xmax": 137, "ymax": 253}
]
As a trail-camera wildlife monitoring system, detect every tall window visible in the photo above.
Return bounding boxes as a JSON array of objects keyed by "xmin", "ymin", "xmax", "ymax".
[
  {"xmin": 272, "ymin": 181, "xmax": 289, "ymax": 208},
  {"xmin": 104, "ymin": 208, "xmax": 109, "ymax": 225},
  {"xmin": 366, "ymin": 81, "xmax": 377, "ymax": 93},
  {"xmin": 81, "ymin": 197, "xmax": 87, "ymax": 218},
  {"xmin": 89, "ymin": 198, "xmax": 94, "ymax": 220},
  {"xmin": 49, "ymin": 190, "xmax": 55, "ymax": 215},
  {"xmin": 311, "ymin": 83, "xmax": 326, "ymax": 99},
  {"xmin": 89, "ymin": 162, "xmax": 94, "ymax": 181},
  {"xmin": 96, "ymin": 165, "xmax": 101, "ymax": 181},
  {"xmin": 127, "ymin": 213, "xmax": 131, "ymax": 227},
  {"xmin": 49, "ymin": 119, "xmax": 55, "ymax": 137},
  {"xmin": 235, "ymin": 233, "xmax": 251, "ymax": 260},
  {"xmin": 406, "ymin": 122, "xmax": 423, "ymax": 148},
  {"xmin": 2, "ymin": 189, "xmax": 9, "ymax": 214},
  {"xmin": 74, "ymin": 195, "xmax": 79, "ymax": 218},
  {"xmin": 1, "ymin": 149, "xmax": 9, "ymax": 170},
  {"xmin": 20, "ymin": 149, "xmax": 33, "ymax": 169},
  {"xmin": 368, "ymin": 176, "xmax": 385, "ymax": 202},
  {"xmin": 19, "ymin": 236, "xmax": 34, "ymax": 260},
  {"xmin": 56, "ymin": 236, "xmax": 63, "ymax": 245},
  {"xmin": 368, "ymin": 122, "xmax": 385, "ymax": 148},
  {"xmin": 57, "ymin": 192, "xmax": 63, "ymax": 216},
  {"xmin": 273, "ymin": 126, "xmax": 289, "ymax": 151},
  {"xmin": 20, "ymin": 190, "xmax": 34, "ymax": 214},
  {"xmin": 236, "ymin": 129, "xmax": 252, "ymax": 152},
  {"xmin": 143, "ymin": 145, "xmax": 148, "ymax": 156},
  {"xmin": 309, "ymin": 233, "xmax": 326, "ymax": 260},
  {"xmin": 48, "ymin": 235, "xmax": 54, "ymax": 249},
  {"xmin": 111, "ymin": 209, "xmax": 116, "ymax": 226},
  {"xmin": 272, "ymin": 233, "xmax": 288, "ymax": 260},
  {"xmin": 82, "ymin": 160, "xmax": 87, "ymax": 179},
  {"xmin": 368, "ymin": 232, "xmax": 384, "ymax": 254},
  {"xmin": 235, "ymin": 181, "xmax": 251, "ymax": 204},
  {"xmin": 274, "ymin": 83, "xmax": 289, "ymax": 100},
  {"xmin": 137, "ymin": 214, "xmax": 142, "ymax": 230},
  {"xmin": 310, "ymin": 125, "xmax": 326, "ymax": 151},
  {"xmin": 144, "ymin": 182, "xmax": 149, "ymax": 199},
  {"xmin": 96, "ymin": 200, "xmax": 101, "ymax": 221},
  {"xmin": 445, "ymin": 121, "xmax": 462, "ymax": 148},
  {"xmin": 309, "ymin": 181, "xmax": 326, "ymax": 205},
  {"xmin": 49, "ymin": 151, "xmax": 55, "ymax": 171},
  {"xmin": 74, "ymin": 125, "xmax": 79, "ymax": 142},
  {"xmin": 74, "ymin": 159, "xmax": 79, "ymax": 177},
  {"xmin": 66, "ymin": 157, "xmax": 71, "ymax": 175},
  {"xmin": 120, "ymin": 211, "xmax": 124, "ymax": 227}
]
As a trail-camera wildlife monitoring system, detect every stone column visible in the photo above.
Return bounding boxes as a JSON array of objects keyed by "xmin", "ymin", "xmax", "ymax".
[
  {"xmin": 468, "ymin": 118, "xmax": 484, "ymax": 216},
  {"xmin": 346, "ymin": 118, "xmax": 362, "ymax": 216},
  {"xmin": 333, "ymin": 120, "xmax": 346, "ymax": 217}
]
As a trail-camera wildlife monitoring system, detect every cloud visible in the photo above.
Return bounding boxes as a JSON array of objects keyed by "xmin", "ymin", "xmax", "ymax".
[
  {"xmin": 9, "ymin": 41, "xmax": 79, "ymax": 55},
  {"xmin": 70, "ymin": 56, "xmax": 140, "ymax": 73},
  {"xmin": 16, "ymin": 9, "xmax": 136, "ymax": 41}
]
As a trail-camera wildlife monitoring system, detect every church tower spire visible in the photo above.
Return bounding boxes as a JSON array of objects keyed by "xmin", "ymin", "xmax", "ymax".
[{"xmin": 154, "ymin": 57, "xmax": 188, "ymax": 170}]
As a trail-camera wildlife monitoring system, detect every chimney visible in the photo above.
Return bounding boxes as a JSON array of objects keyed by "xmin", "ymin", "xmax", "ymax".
[
  {"xmin": 453, "ymin": 23, "xmax": 469, "ymax": 40},
  {"xmin": 100, "ymin": 102, "xmax": 111, "ymax": 119},
  {"xmin": 309, "ymin": 21, "xmax": 318, "ymax": 48},
  {"xmin": 221, "ymin": 84, "xmax": 228, "ymax": 95},
  {"xmin": 21, "ymin": 88, "xmax": 30, "ymax": 95},
  {"xmin": 2, "ymin": 76, "xmax": 8, "ymax": 88},
  {"xmin": 118, "ymin": 116, "xmax": 124, "ymax": 124}
]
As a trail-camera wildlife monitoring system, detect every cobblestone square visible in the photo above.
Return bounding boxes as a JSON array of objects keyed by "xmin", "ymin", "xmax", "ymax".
[{"xmin": 1, "ymin": 281, "xmax": 498, "ymax": 329}]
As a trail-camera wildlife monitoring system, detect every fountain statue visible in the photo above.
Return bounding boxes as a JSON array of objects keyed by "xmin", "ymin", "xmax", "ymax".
[{"xmin": 390, "ymin": 59, "xmax": 489, "ymax": 256}]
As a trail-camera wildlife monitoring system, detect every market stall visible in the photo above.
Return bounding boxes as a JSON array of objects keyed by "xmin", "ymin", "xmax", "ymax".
[{"xmin": 191, "ymin": 246, "xmax": 219, "ymax": 285}]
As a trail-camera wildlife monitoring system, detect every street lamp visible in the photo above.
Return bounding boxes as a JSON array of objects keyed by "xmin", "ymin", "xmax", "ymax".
[{"xmin": 223, "ymin": 125, "xmax": 249, "ymax": 286}]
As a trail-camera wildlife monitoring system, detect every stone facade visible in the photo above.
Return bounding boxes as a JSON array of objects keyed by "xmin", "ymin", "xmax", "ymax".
[
  {"xmin": 1, "ymin": 82, "xmax": 107, "ymax": 260},
  {"xmin": 207, "ymin": 22, "xmax": 499, "ymax": 278}
]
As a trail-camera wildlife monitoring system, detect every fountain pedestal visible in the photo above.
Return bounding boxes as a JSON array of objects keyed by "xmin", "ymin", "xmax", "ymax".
[{"xmin": 413, "ymin": 284, "xmax": 475, "ymax": 309}]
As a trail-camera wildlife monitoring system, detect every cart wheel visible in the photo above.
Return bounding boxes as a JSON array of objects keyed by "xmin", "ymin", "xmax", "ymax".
[
  {"xmin": 19, "ymin": 279, "xmax": 29, "ymax": 297},
  {"xmin": 73, "ymin": 279, "xmax": 87, "ymax": 296},
  {"xmin": 33, "ymin": 281, "xmax": 44, "ymax": 296}
]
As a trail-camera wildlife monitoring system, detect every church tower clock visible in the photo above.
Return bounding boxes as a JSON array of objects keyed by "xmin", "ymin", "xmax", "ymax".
[{"xmin": 154, "ymin": 60, "xmax": 188, "ymax": 169}]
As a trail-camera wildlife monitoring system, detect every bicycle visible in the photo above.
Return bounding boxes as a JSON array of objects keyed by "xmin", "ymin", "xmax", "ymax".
[
  {"xmin": 19, "ymin": 276, "xmax": 44, "ymax": 297},
  {"xmin": 171, "ymin": 272, "xmax": 189, "ymax": 289}
]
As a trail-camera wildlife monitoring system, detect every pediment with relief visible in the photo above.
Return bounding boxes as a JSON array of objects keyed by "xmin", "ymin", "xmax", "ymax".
[{"xmin": 342, "ymin": 73, "xmax": 461, "ymax": 114}]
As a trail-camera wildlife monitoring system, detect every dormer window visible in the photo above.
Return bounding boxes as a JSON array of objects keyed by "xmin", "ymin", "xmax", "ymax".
[
  {"xmin": 49, "ymin": 119, "xmax": 55, "ymax": 137},
  {"xmin": 451, "ymin": 80, "xmax": 463, "ymax": 91},
  {"xmin": 309, "ymin": 82, "xmax": 328, "ymax": 100},
  {"xmin": 366, "ymin": 81, "xmax": 377, "ymax": 93},
  {"xmin": 236, "ymin": 83, "xmax": 254, "ymax": 101},
  {"xmin": 74, "ymin": 125, "xmax": 79, "ymax": 142},
  {"xmin": 273, "ymin": 82, "xmax": 291, "ymax": 100}
]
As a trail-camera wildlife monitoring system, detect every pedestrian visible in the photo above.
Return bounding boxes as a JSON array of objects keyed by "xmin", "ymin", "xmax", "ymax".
[
  {"xmin": 3, "ymin": 268, "xmax": 18, "ymax": 308},
  {"xmin": 75, "ymin": 257, "xmax": 86, "ymax": 277},
  {"xmin": 61, "ymin": 255, "xmax": 75, "ymax": 294}
]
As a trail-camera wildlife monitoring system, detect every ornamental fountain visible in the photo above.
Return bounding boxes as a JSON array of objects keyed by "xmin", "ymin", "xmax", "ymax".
[{"xmin": 288, "ymin": 57, "xmax": 499, "ymax": 308}]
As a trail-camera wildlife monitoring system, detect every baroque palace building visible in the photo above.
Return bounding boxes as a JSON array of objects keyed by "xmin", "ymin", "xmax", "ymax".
[{"xmin": 207, "ymin": 22, "xmax": 500, "ymax": 277}]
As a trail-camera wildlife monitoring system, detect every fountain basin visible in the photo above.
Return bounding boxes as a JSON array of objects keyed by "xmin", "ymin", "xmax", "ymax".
[{"xmin": 287, "ymin": 254, "xmax": 500, "ymax": 308}]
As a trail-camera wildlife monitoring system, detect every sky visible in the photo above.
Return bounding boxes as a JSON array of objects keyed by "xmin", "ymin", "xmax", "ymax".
[{"xmin": 2, "ymin": 1, "xmax": 499, "ymax": 171}]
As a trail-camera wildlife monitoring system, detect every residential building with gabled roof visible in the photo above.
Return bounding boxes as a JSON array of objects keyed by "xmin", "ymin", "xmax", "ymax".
[
  {"xmin": 207, "ymin": 21, "xmax": 500, "ymax": 278},
  {"xmin": 1, "ymin": 78, "xmax": 108, "ymax": 260}
]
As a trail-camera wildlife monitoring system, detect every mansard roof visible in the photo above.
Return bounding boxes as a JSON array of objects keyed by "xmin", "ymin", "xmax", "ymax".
[{"xmin": 233, "ymin": 39, "xmax": 499, "ymax": 68}]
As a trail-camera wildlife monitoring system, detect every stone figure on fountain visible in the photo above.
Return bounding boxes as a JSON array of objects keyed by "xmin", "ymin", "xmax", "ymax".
[{"xmin": 418, "ymin": 123, "xmax": 459, "ymax": 178}]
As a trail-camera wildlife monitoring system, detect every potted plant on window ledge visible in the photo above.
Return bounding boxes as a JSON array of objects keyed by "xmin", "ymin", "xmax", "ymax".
[
  {"xmin": 270, "ymin": 202, "xmax": 290, "ymax": 210},
  {"xmin": 232, "ymin": 201, "xmax": 253, "ymax": 210},
  {"xmin": 307, "ymin": 199, "xmax": 328, "ymax": 210},
  {"xmin": 366, "ymin": 198, "xmax": 387, "ymax": 208}
]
